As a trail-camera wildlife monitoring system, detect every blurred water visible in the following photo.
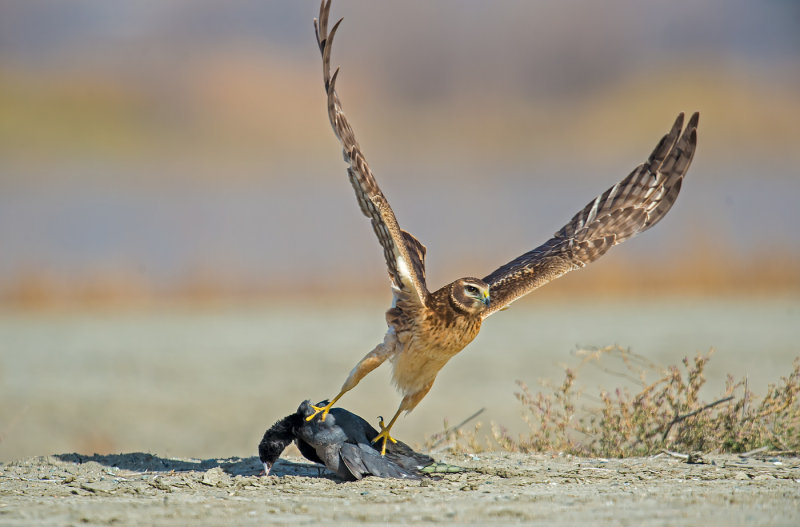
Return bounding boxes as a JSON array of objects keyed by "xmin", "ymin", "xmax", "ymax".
[
  {"xmin": 0, "ymin": 297, "xmax": 797, "ymax": 461},
  {"xmin": 1, "ymin": 162, "xmax": 797, "ymax": 291}
]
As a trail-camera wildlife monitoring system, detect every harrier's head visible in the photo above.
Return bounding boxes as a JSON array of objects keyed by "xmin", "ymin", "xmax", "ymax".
[{"xmin": 449, "ymin": 277, "xmax": 490, "ymax": 316}]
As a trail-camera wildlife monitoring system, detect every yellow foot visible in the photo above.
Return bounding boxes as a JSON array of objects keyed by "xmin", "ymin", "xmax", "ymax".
[
  {"xmin": 371, "ymin": 416, "xmax": 398, "ymax": 456},
  {"xmin": 305, "ymin": 401, "xmax": 334, "ymax": 422}
]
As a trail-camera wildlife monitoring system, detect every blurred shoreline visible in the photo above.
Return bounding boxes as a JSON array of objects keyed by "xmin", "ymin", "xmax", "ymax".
[{"xmin": 3, "ymin": 251, "xmax": 798, "ymax": 312}]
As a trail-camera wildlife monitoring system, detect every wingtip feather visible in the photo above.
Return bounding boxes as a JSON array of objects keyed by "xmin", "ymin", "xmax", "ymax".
[
  {"xmin": 329, "ymin": 17, "xmax": 344, "ymax": 42},
  {"xmin": 673, "ymin": 111, "xmax": 685, "ymax": 130},
  {"xmin": 688, "ymin": 111, "xmax": 700, "ymax": 129},
  {"xmin": 329, "ymin": 66, "xmax": 341, "ymax": 92}
]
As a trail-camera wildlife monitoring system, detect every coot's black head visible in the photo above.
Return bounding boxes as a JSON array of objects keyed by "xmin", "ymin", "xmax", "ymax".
[{"xmin": 258, "ymin": 412, "xmax": 300, "ymax": 475}]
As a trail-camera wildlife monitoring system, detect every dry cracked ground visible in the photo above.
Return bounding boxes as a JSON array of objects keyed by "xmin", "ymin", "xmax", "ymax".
[{"xmin": 1, "ymin": 451, "xmax": 799, "ymax": 526}]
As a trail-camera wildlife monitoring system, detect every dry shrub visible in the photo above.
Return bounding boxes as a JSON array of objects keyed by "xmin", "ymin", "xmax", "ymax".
[{"xmin": 430, "ymin": 346, "xmax": 800, "ymax": 457}]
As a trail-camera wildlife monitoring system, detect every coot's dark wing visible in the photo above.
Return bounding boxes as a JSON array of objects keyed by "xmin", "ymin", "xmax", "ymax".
[
  {"xmin": 329, "ymin": 407, "xmax": 434, "ymax": 470},
  {"xmin": 340, "ymin": 443, "xmax": 420, "ymax": 480},
  {"xmin": 294, "ymin": 437, "xmax": 324, "ymax": 466}
]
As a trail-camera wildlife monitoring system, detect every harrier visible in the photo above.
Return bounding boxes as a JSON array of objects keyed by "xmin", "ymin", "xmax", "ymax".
[{"xmin": 307, "ymin": 0, "xmax": 699, "ymax": 454}]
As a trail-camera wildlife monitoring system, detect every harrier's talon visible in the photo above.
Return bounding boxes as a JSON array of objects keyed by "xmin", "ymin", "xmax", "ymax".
[
  {"xmin": 371, "ymin": 416, "xmax": 398, "ymax": 456},
  {"xmin": 305, "ymin": 402, "xmax": 333, "ymax": 422},
  {"xmin": 306, "ymin": 393, "xmax": 345, "ymax": 422}
]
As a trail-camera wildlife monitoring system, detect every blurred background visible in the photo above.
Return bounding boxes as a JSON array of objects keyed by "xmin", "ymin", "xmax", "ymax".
[{"xmin": 1, "ymin": 1, "xmax": 798, "ymax": 461}]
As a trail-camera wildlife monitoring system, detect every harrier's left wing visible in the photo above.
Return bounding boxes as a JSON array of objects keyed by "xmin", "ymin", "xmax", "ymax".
[
  {"xmin": 481, "ymin": 112, "xmax": 699, "ymax": 318},
  {"xmin": 315, "ymin": 0, "xmax": 429, "ymax": 309}
]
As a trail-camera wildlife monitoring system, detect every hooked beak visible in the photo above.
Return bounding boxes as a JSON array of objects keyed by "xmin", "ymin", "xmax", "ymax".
[
  {"xmin": 482, "ymin": 290, "xmax": 490, "ymax": 307},
  {"xmin": 263, "ymin": 462, "xmax": 272, "ymax": 476}
]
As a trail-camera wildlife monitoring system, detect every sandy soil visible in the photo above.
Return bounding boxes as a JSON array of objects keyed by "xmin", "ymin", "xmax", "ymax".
[{"xmin": 1, "ymin": 451, "xmax": 798, "ymax": 526}]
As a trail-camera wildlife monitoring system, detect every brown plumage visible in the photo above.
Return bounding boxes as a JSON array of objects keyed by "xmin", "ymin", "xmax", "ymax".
[{"xmin": 307, "ymin": 0, "xmax": 699, "ymax": 454}]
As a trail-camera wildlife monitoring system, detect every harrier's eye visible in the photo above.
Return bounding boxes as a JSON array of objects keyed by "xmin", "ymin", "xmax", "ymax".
[{"xmin": 465, "ymin": 285, "xmax": 479, "ymax": 294}]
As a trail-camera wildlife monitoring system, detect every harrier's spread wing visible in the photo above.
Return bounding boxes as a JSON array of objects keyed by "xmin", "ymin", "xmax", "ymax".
[
  {"xmin": 315, "ymin": 0, "xmax": 429, "ymax": 308},
  {"xmin": 482, "ymin": 112, "xmax": 699, "ymax": 318}
]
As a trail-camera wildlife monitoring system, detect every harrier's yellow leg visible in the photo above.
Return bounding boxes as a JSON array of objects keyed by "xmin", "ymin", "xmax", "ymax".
[
  {"xmin": 372, "ymin": 380, "xmax": 434, "ymax": 455},
  {"xmin": 372, "ymin": 410, "xmax": 401, "ymax": 456},
  {"xmin": 306, "ymin": 342, "xmax": 391, "ymax": 422}
]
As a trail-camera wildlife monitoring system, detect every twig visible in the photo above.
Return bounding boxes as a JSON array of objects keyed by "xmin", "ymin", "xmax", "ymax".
[
  {"xmin": 737, "ymin": 446, "xmax": 799, "ymax": 458},
  {"xmin": 766, "ymin": 450, "xmax": 799, "ymax": 457},
  {"xmin": 739, "ymin": 446, "xmax": 769, "ymax": 458},
  {"xmin": 661, "ymin": 449, "xmax": 689, "ymax": 460},
  {"xmin": 428, "ymin": 408, "xmax": 485, "ymax": 449},
  {"xmin": 660, "ymin": 396, "xmax": 735, "ymax": 441},
  {"xmin": 741, "ymin": 377, "xmax": 748, "ymax": 421},
  {"xmin": 429, "ymin": 441, "xmax": 455, "ymax": 454},
  {"xmin": 632, "ymin": 395, "xmax": 736, "ymax": 448},
  {"xmin": 586, "ymin": 362, "xmax": 644, "ymax": 386},
  {"xmin": 576, "ymin": 346, "xmax": 644, "ymax": 384}
]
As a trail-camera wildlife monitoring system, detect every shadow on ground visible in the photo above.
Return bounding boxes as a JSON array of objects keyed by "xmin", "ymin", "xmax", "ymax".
[{"xmin": 54, "ymin": 452, "xmax": 336, "ymax": 479}]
